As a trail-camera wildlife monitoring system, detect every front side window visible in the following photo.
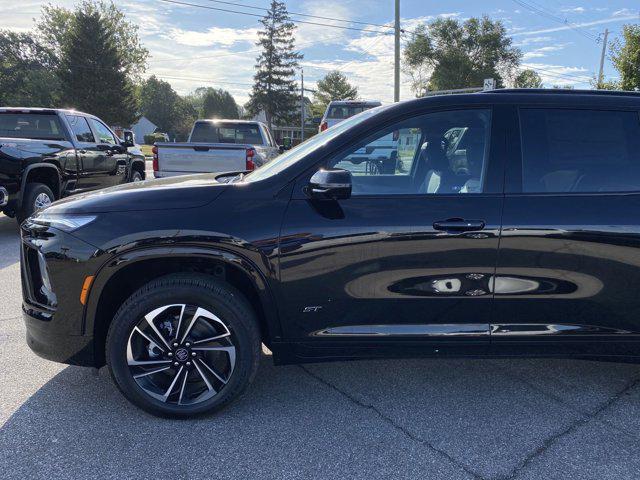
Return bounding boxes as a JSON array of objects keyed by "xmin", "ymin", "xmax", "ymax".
[
  {"xmin": 66, "ymin": 115, "xmax": 95, "ymax": 143},
  {"xmin": 326, "ymin": 109, "xmax": 492, "ymax": 196},
  {"xmin": 520, "ymin": 109, "xmax": 640, "ymax": 193},
  {"xmin": 90, "ymin": 119, "xmax": 117, "ymax": 145}
]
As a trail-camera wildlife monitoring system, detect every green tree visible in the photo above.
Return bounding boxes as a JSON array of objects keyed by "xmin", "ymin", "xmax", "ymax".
[
  {"xmin": 58, "ymin": 5, "xmax": 137, "ymax": 126},
  {"xmin": 189, "ymin": 87, "xmax": 239, "ymax": 119},
  {"xmin": 0, "ymin": 31, "xmax": 60, "ymax": 107},
  {"xmin": 37, "ymin": 1, "xmax": 147, "ymax": 79},
  {"xmin": 610, "ymin": 24, "xmax": 640, "ymax": 91},
  {"xmin": 514, "ymin": 69, "xmax": 543, "ymax": 88},
  {"xmin": 138, "ymin": 76, "xmax": 198, "ymax": 140},
  {"xmin": 245, "ymin": 0, "xmax": 302, "ymax": 129},
  {"xmin": 403, "ymin": 16, "xmax": 521, "ymax": 95},
  {"xmin": 312, "ymin": 70, "xmax": 358, "ymax": 113}
]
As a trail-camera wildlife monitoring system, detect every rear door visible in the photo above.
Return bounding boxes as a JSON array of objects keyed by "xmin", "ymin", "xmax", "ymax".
[{"xmin": 493, "ymin": 104, "xmax": 640, "ymax": 356}]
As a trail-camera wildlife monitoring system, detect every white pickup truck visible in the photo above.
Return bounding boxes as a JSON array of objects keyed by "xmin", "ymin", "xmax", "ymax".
[{"xmin": 153, "ymin": 119, "xmax": 280, "ymax": 178}]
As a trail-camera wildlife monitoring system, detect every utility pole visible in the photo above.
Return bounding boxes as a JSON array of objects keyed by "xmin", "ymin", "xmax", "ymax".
[
  {"xmin": 597, "ymin": 28, "xmax": 609, "ymax": 89},
  {"xmin": 394, "ymin": 0, "xmax": 400, "ymax": 102},
  {"xmin": 300, "ymin": 68, "xmax": 305, "ymax": 142}
]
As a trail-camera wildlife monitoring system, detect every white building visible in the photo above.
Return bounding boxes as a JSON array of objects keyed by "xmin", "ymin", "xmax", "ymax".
[{"xmin": 131, "ymin": 116, "xmax": 159, "ymax": 143}]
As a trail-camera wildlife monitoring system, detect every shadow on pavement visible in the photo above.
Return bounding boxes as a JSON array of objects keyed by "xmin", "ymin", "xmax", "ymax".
[{"xmin": 2, "ymin": 353, "xmax": 640, "ymax": 479}]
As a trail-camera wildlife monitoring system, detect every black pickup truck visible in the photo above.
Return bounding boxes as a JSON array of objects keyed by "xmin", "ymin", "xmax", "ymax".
[{"xmin": 0, "ymin": 108, "xmax": 146, "ymax": 222}]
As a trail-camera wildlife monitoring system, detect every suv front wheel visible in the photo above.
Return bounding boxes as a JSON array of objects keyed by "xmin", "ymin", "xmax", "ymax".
[
  {"xmin": 106, "ymin": 274, "xmax": 261, "ymax": 418},
  {"xmin": 17, "ymin": 182, "xmax": 55, "ymax": 223}
]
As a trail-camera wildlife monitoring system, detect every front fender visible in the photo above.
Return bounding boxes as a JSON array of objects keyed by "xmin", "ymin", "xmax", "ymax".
[{"xmin": 83, "ymin": 245, "xmax": 282, "ymax": 341}]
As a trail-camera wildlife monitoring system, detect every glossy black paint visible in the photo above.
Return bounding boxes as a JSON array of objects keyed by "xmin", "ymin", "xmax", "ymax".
[
  {"xmin": 19, "ymin": 90, "xmax": 640, "ymax": 368},
  {"xmin": 0, "ymin": 108, "xmax": 144, "ymax": 217}
]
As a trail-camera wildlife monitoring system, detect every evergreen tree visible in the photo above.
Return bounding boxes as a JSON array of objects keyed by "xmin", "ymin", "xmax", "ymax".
[
  {"xmin": 246, "ymin": 0, "xmax": 302, "ymax": 129},
  {"xmin": 312, "ymin": 70, "xmax": 358, "ymax": 113},
  {"xmin": 59, "ymin": 5, "xmax": 138, "ymax": 126}
]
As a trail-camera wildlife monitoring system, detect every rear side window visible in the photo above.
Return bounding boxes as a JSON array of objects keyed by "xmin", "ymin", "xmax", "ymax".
[
  {"xmin": 0, "ymin": 113, "xmax": 65, "ymax": 140},
  {"xmin": 190, "ymin": 123, "xmax": 264, "ymax": 144},
  {"xmin": 520, "ymin": 108, "xmax": 640, "ymax": 193},
  {"xmin": 66, "ymin": 115, "xmax": 95, "ymax": 143}
]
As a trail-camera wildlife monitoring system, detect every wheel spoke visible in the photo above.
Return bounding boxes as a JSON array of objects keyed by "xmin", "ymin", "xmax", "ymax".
[
  {"xmin": 174, "ymin": 304, "xmax": 186, "ymax": 341},
  {"xmin": 192, "ymin": 346, "xmax": 236, "ymax": 375},
  {"xmin": 193, "ymin": 358, "xmax": 216, "ymax": 394},
  {"xmin": 193, "ymin": 332, "xmax": 230, "ymax": 344},
  {"xmin": 144, "ymin": 306, "xmax": 175, "ymax": 350},
  {"xmin": 178, "ymin": 369, "xmax": 189, "ymax": 405},
  {"xmin": 133, "ymin": 366, "xmax": 171, "ymax": 379},
  {"xmin": 197, "ymin": 358, "xmax": 228, "ymax": 384},
  {"xmin": 131, "ymin": 326, "xmax": 165, "ymax": 353},
  {"xmin": 161, "ymin": 366, "xmax": 184, "ymax": 402},
  {"xmin": 128, "ymin": 358, "xmax": 171, "ymax": 366}
]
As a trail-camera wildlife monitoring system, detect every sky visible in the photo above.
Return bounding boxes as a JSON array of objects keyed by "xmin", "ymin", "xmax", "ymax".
[{"xmin": 3, "ymin": 0, "xmax": 639, "ymax": 105}]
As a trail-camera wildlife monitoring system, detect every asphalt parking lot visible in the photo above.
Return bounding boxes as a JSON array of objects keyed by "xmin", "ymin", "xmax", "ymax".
[{"xmin": 2, "ymin": 212, "xmax": 640, "ymax": 480}]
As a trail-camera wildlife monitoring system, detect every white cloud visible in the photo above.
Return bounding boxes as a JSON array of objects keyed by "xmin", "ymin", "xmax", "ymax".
[
  {"xmin": 561, "ymin": 7, "xmax": 586, "ymax": 14},
  {"xmin": 523, "ymin": 62, "xmax": 592, "ymax": 87},
  {"xmin": 522, "ymin": 44, "xmax": 570, "ymax": 60},
  {"xmin": 514, "ymin": 36, "xmax": 553, "ymax": 46},
  {"xmin": 514, "ymin": 13, "xmax": 639, "ymax": 36},
  {"xmin": 613, "ymin": 8, "xmax": 634, "ymax": 17},
  {"xmin": 166, "ymin": 27, "xmax": 259, "ymax": 47}
]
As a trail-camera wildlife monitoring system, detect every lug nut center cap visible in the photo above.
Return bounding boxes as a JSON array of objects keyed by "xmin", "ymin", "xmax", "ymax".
[{"xmin": 174, "ymin": 348, "xmax": 190, "ymax": 362}]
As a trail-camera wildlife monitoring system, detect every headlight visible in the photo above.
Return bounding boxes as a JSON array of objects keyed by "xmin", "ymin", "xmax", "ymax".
[{"xmin": 30, "ymin": 212, "xmax": 97, "ymax": 232}]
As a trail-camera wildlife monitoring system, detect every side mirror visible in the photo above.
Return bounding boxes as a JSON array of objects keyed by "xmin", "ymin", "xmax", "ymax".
[
  {"xmin": 308, "ymin": 168, "xmax": 352, "ymax": 200},
  {"xmin": 278, "ymin": 145, "xmax": 286, "ymax": 154},
  {"xmin": 122, "ymin": 131, "xmax": 135, "ymax": 148}
]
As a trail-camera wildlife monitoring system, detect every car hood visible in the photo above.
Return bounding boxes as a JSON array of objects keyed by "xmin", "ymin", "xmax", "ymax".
[{"xmin": 47, "ymin": 174, "xmax": 228, "ymax": 214}]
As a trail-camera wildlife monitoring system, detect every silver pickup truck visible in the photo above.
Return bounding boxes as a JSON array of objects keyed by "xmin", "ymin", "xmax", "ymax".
[{"xmin": 153, "ymin": 119, "xmax": 280, "ymax": 178}]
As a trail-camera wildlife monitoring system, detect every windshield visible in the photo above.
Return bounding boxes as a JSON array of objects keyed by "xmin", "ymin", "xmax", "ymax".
[{"xmin": 244, "ymin": 105, "xmax": 390, "ymax": 183}]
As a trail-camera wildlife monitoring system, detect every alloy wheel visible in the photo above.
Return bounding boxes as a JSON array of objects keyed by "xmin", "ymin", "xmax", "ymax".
[
  {"xmin": 34, "ymin": 192, "xmax": 52, "ymax": 211},
  {"xmin": 126, "ymin": 304, "xmax": 236, "ymax": 406}
]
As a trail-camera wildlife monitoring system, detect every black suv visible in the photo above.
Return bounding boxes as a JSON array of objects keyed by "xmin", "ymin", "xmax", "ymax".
[
  {"xmin": 0, "ymin": 108, "xmax": 145, "ymax": 222},
  {"xmin": 20, "ymin": 90, "xmax": 640, "ymax": 417}
]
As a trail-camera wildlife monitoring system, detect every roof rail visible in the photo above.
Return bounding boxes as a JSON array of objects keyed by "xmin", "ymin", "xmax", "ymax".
[{"xmin": 480, "ymin": 88, "xmax": 640, "ymax": 97}]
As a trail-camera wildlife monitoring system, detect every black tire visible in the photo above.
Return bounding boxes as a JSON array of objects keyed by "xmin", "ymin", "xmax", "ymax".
[
  {"xmin": 131, "ymin": 170, "xmax": 143, "ymax": 182},
  {"xmin": 106, "ymin": 273, "xmax": 261, "ymax": 418},
  {"xmin": 17, "ymin": 183, "xmax": 55, "ymax": 223}
]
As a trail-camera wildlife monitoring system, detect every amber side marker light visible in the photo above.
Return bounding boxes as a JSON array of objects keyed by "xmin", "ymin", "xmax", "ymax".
[{"xmin": 80, "ymin": 276, "xmax": 95, "ymax": 305}]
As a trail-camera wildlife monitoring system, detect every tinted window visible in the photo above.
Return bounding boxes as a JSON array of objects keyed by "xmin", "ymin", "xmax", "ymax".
[
  {"xmin": 520, "ymin": 109, "xmax": 640, "ymax": 193},
  {"xmin": 90, "ymin": 119, "xmax": 117, "ymax": 145},
  {"xmin": 66, "ymin": 115, "xmax": 95, "ymax": 143},
  {"xmin": 327, "ymin": 109, "xmax": 491, "ymax": 195},
  {"xmin": 327, "ymin": 104, "xmax": 379, "ymax": 119},
  {"xmin": 0, "ymin": 113, "xmax": 65, "ymax": 140},
  {"xmin": 190, "ymin": 122, "xmax": 264, "ymax": 144}
]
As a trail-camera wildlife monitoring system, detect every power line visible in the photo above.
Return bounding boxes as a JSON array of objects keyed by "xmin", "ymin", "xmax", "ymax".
[
  {"xmin": 156, "ymin": 0, "xmax": 395, "ymax": 35},
  {"xmin": 509, "ymin": 0, "xmax": 598, "ymax": 41},
  {"xmin": 203, "ymin": 0, "xmax": 395, "ymax": 30},
  {"xmin": 149, "ymin": 32, "xmax": 350, "ymax": 64}
]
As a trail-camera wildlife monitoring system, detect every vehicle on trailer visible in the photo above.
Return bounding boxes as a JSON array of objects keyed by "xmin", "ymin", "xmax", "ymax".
[
  {"xmin": 0, "ymin": 108, "xmax": 145, "ymax": 222},
  {"xmin": 153, "ymin": 119, "xmax": 280, "ymax": 179},
  {"xmin": 20, "ymin": 90, "xmax": 640, "ymax": 418}
]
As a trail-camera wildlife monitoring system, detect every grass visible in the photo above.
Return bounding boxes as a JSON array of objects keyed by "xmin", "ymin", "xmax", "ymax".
[{"xmin": 140, "ymin": 145, "xmax": 154, "ymax": 157}]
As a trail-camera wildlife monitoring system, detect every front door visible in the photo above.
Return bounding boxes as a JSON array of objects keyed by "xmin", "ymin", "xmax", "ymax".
[
  {"xmin": 494, "ymin": 105, "xmax": 640, "ymax": 356},
  {"xmin": 88, "ymin": 118, "xmax": 128, "ymax": 188},
  {"xmin": 278, "ymin": 107, "xmax": 506, "ymax": 357}
]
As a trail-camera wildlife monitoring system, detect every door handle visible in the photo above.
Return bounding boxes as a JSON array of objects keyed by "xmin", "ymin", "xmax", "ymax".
[
  {"xmin": 78, "ymin": 149, "xmax": 87, "ymax": 154},
  {"xmin": 433, "ymin": 218, "xmax": 486, "ymax": 232}
]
